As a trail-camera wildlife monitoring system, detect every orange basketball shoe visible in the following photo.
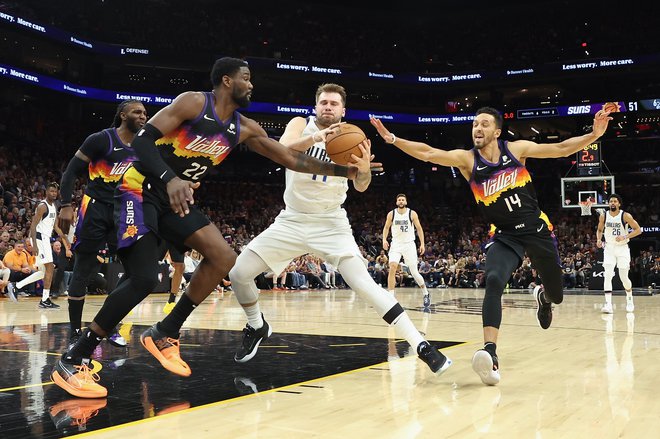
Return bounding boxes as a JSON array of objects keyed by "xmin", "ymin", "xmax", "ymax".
[
  {"xmin": 140, "ymin": 324, "xmax": 191, "ymax": 377},
  {"xmin": 51, "ymin": 358, "xmax": 108, "ymax": 398}
]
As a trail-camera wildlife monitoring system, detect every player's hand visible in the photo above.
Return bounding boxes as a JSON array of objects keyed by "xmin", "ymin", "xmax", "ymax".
[
  {"xmin": 65, "ymin": 248, "xmax": 73, "ymax": 258},
  {"xmin": 349, "ymin": 140, "xmax": 373, "ymax": 174},
  {"xmin": 419, "ymin": 244, "xmax": 425, "ymax": 256},
  {"xmin": 597, "ymin": 240, "xmax": 603, "ymax": 248},
  {"xmin": 592, "ymin": 110, "xmax": 613, "ymax": 138},
  {"xmin": 383, "ymin": 241, "xmax": 389, "ymax": 251},
  {"xmin": 314, "ymin": 122, "xmax": 345, "ymax": 143},
  {"xmin": 369, "ymin": 117, "xmax": 394, "ymax": 144},
  {"xmin": 58, "ymin": 205, "xmax": 75, "ymax": 233},
  {"xmin": 615, "ymin": 236, "xmax": 627, "ymax": 242},
  {"xmin": 166, "ymin": 177, "xmax": 200, "ymax": 217}
]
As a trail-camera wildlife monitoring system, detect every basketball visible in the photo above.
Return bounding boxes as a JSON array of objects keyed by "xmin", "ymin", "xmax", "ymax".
[
  {"xmin": 603, "ymin": 102, "xmax": 620, "ymax": 113},
  {"xmin": 324, "ymin": 123, "xmax": 367, "ymax": 165}
]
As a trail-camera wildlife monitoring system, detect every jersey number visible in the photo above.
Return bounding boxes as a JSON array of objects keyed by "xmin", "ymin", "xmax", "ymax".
[
  {"xmin": 182, "ymin": 162, "xmax": 208, "ymax": 180},
  {"xmin": 612, "ymin": 229, "xmax": 621, "ymax": 236},
  {"xmin": 400, "ymin": 225, "xmax": 409, "ymax": 233},
  {"xmin": 504, "ymin": 194, "xmax": 522, "ymax": 212}
]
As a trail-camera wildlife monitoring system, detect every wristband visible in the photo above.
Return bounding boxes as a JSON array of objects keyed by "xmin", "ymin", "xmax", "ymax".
[{"xmin": 388, "ymin": 133, "xmax": 397, "ymax": 144}]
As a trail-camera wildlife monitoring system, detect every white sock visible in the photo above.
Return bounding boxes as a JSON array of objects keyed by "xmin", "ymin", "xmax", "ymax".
[
  {"xmin": 421, "ymin": 285, "xmax": 429, "ymax": 296},
  {"xmin": 244, "ymin": 303, "xmax": 263, "ymax": 329},
  {"xmin": 626, "ymin": 291, "xmax": 633, "ymax": 301},
  {"xmin": 392, "ymin": 313, "xmax": 425, "ymax": 350},
  {"xmin": 604, "ymin": 292, "xmax": 612, "ymax": 305},
  {"xmin": 41, "ymin": 288, "xmax": 50, "ymax": 302}
]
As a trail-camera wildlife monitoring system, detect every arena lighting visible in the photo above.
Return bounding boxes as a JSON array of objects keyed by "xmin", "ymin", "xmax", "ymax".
[
  {"xmin": 1, "ymin": 63, "xmax": 656, "ymax": 126},
  {"xmin": 507, "ymin": 130, "xmax": 515, "ymax": 136},
  {"xmin": 531, "ymin": 126, "xmax": 540, "ymax": 134}
]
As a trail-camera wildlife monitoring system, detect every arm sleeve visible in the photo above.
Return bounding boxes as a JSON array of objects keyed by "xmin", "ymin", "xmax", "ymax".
[
  {"xmin": 60, "ymin": 156, "xmax": 89, "ymax": 204},
  {"xmin": 132, "ymin": 124, "xmax": 177, "ymax": 183}
]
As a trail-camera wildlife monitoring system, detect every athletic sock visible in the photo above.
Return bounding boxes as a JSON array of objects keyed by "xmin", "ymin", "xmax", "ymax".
[
  {"xmin": 604, "ymin": 292, "xmax": 612, "ymax": 305},
  {"xmin": 159, "ymin": 293, "xmax": 197, "ymax": 337},
  {"xmin": 65, "ymin": 327, "xmax": 103, "ymax": 361},
  {"xmin": 244, "ymin": 303, "xmax": 264, "ymax": 329},
  {"xmin": 392, "ymin": 313, "xmax": 425, "ymax": 349},
  {"xmin": 41, "ymin": 288, "xmax": 50, "ymax": 302},
  {"xmin": 484, "ymin": 342, "xmax": 497, "ymax": 357},
  {"xmin": 68, "ymin": 298, "xmax": 85, "ymax": 333}
]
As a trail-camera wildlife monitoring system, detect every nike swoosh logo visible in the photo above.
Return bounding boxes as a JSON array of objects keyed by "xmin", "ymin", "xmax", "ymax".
[
  {"xmin": 113, "ymin": 147, "xmax": 123, "ymax": 151},
  {"xmin": 477, "ymin": 165, "xmax": 488, "ymax": 171},
  {"xmin": 203, "ymin": 114, "xmax": 215, "ymax": 121},
  {"xmin": 537, "ymin": 224, "xmax": 544, "ymax": 232}
]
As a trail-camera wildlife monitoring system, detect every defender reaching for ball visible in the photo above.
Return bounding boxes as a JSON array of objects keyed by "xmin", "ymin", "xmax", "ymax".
[
  {"xmin": 51, "ymin": 59, "xmax": 367, "ymax": 399},
  {"xmin": 229, "ymin": 83, "xmax": 452, "ymax": 375},
  {"xmin": 371, "ymin": 106, "xmax": 612, "ymax": 385}
]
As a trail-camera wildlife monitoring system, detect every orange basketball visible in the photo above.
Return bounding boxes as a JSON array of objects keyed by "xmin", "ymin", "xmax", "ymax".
[
  {"xmin": 603, "ymin": 102, "xmax": 620, "ymax": 113},
  {"xmin": 324, "ymin": 123, "xmax": 366, "ymax": 165}
]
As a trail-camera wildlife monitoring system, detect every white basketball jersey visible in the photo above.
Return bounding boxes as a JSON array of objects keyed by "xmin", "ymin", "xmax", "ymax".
[
  {"xmin": 391, "ymin": 208, "xmax": 415, "ymax": 244},
  {"xmin": 283, "ymin": 117, "xmax": 348, "ymax": 213},
  {"xmin": 603, "ymin": 210, "xmax": 629, "ymax": 246},
  {"xmin": 36, "ymin": 200, "xmax": 57, "ymax": 239}
]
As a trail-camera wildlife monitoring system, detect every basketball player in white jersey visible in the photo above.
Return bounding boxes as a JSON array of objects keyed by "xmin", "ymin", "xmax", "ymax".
[
  {"xmin": 229, "ymin": 83, "xmax": 451, "ymax": 375},
  {"xmin": 597, "ymin": 194, "xmax": 641, "ymax": 313},
  {"xmin": 382, "ymin": 194, "xmax": 431, "ymax": 306},
  {"xmin": 28, "ymin": 182, "xmax": 71, "ymax": 309}
]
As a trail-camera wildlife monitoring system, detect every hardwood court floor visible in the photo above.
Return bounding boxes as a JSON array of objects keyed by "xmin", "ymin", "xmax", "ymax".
[{"xmin": 1, "ymin": 287, "xmax": 659, "ymax": 438}]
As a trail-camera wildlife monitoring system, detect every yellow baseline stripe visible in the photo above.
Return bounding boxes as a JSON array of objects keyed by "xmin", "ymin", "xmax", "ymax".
[
  {"xmin": 0, "ymin": 382, "xmax": 55, "ymax": 392},
  {"xmin": 258, "ymin": 345, "xmax": 289, "ymax": 348},
  {"xmin": 276, "ymin": 351, "xmax": 297, "ymax": 355},
  {"xmin": 0, "ymin": 349, "xmax": 61, "ymax": 356}
]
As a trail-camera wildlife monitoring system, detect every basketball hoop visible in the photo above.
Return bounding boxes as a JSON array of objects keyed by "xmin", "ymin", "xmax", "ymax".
[{"xmin": 579, "ymin": 200, "xmax": 593, "ymax": 216}]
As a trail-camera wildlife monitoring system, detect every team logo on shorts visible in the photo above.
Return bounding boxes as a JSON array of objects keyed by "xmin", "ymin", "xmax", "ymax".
[{"xmin": 122, "ymin": 225, "xmax": 139, "ymax": 239}]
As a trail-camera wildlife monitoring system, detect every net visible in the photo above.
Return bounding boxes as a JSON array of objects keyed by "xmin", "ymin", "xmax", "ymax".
[{"xmin": 579, "ymin": 200, "xmax": 593, "ymax": 216}]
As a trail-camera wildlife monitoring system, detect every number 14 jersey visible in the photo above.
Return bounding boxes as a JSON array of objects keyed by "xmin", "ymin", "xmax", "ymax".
[{"xmin": 469, "ymin": 140, "xmax": 551, "ymax": 234}]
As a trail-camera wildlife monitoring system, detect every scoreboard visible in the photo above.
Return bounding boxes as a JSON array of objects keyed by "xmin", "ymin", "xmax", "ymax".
[{"xmin": 576, "ymin": 142, "xmax": 601, "ymax": 176}]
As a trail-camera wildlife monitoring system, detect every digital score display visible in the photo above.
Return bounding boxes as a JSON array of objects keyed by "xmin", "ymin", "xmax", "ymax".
[{"xmin": 576, "ymin": 142, "xmax": 601, "ymax": 175}]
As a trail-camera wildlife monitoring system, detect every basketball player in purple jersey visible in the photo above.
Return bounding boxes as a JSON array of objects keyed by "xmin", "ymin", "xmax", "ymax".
[
  {"xmin": 52, "ymin": 58, "xmax": 370, "ymax": 398},
  {"xmin": 58, "ymin": 100, "xmax": 147, "ymax": 350},
  {"xmin": 371, "ymin": 107, "xmax": 612, "ymax": 385}
]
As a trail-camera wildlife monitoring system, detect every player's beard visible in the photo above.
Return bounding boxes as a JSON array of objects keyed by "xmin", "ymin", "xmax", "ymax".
[
  {"xmin": 317, "ymin": 113, "xmax": 340, "ymax": 128},
  {"xmin": 609, "ymin": 205, "xmax": 617, "ymax": 212},
  {"xmin": 126, "ymin": 118, "xmax": 143, "ymax": 134},
  {"xmin": 233, "ymin": 89, "xmax": 251, "ymax": 108}
]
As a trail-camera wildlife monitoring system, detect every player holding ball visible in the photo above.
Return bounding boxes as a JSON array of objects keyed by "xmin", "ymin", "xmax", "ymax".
[{"xmin": 229, "ymin": 83, "xmax": 452, "ymax": 376}]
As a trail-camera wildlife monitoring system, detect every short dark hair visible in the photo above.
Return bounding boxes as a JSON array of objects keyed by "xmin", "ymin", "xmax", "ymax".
[
  {"xmin": 47, "ymin": 182, "xmax": 59, "ymax": 189},
  {"xmin": 476, "ymin": 107, "xmax": 503, "ymax": 129},
  {"xmin": 315, "ymin": 83, "xmax": 346, "ymax": 106},
  {"xmin": 396, "ymin": 193, "xmax": 407, "ymax": 200},
  {"xmin": 210, "ymin": 57, "xmax": 249, "ymax": 88},
  {"xmin": 112, "ymin": 99, "xmax": 143, "ymax": 128},
  {"xmin": 608, "ymin": 193, "xmax": 623, "ymax": 204}
]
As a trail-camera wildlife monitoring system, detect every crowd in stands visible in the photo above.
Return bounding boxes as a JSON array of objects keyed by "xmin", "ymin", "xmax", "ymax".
[{"xmin": 1, "ymin": 136, "xmax": 658, "ymax": 300}]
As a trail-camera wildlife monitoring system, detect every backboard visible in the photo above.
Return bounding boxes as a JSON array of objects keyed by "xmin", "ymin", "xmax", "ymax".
[{"xmin": 560, "ymin": 176, "xmax": 615, "ymax": 209}]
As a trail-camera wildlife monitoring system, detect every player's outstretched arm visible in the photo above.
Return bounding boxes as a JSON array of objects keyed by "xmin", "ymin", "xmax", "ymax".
[
  {"xmin": 241, "ymin": 116, "xmax": 358, "ymax": 180},
  {"xmin": 514, "ymin": 109, "xmax": 613, "ymax": 159},
  {"xmin": 369, "ymin": 117, "xmax": 471, "ymax": 169}
]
